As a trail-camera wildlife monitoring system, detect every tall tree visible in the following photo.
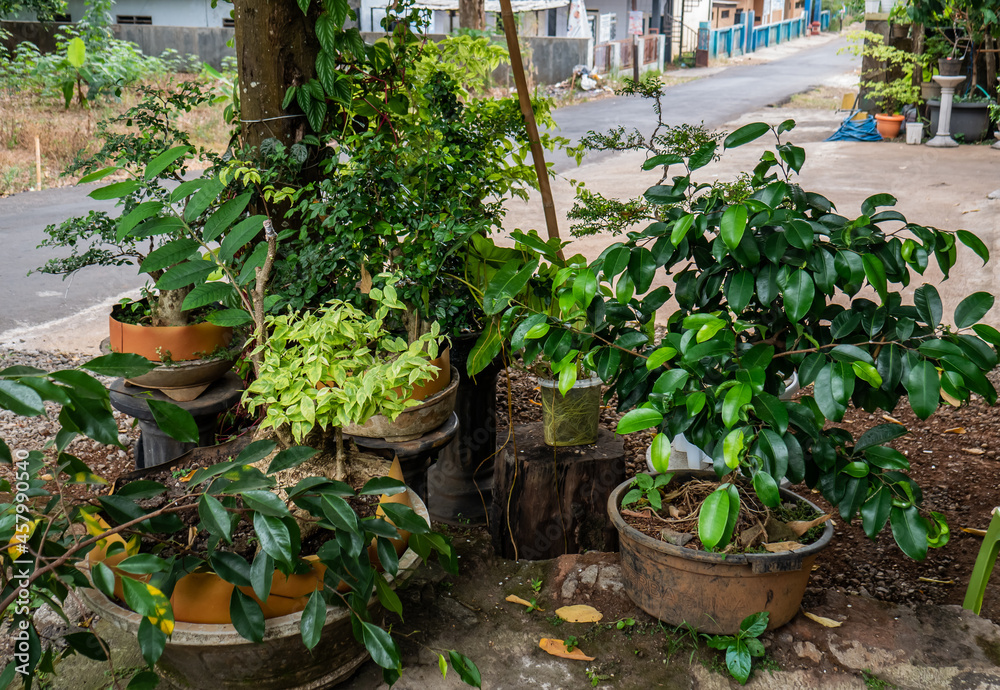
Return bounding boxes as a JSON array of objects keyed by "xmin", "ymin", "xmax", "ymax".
[
  {"xmin": 459, "ymin": 0, "xmax": 485, "ymax": 29},
  {"xmin": 0, "ymin": 0, "xmax": 65, "ymax": 20}
]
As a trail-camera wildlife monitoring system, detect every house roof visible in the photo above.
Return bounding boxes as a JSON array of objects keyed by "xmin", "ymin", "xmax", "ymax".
[{"xmin": 382, "ymin": 0, "xmax": 569, "ymax": 11}]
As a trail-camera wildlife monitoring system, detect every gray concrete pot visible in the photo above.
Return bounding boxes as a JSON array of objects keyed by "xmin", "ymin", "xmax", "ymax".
[
  {"xmin": 343, "ymin": 367, "xmax": 459, "ymax": 441},
  {"xmin": 80, "ymin": 496, "xmax": 429, "ymax": 689}
]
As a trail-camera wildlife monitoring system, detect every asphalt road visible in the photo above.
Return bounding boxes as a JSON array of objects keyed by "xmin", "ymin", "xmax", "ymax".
[{"xmin": 0, "ymin": 35, "xmax": 855, "ymax": 341}]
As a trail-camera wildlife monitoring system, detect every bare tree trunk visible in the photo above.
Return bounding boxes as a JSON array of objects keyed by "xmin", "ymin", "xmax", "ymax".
[
  {"xmin": 154, "ymin": 287, "xmax": 193, "ymax": 327},
  {"xmin": 232, "ymin": 0, "xmax": 323, "ymax": 152},
  {"xmin": 459, "ymin": 0, "xmax": 485, "ymax": 30}
]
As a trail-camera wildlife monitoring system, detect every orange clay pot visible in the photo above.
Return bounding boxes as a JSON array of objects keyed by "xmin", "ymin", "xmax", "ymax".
[
  {"xmin": 108, "ymin": 313, "xmax": 233, "ymax": 363},
  {"xmin": 88, "ymin": 460, "xmax": 415, "ymax": 624},
  {"xmin": 401, "ymin": 348, "xmax": 451, "ymax": 401},
  {"xmin": 874, "ymin": 113, "xmax": 905, "ymax": 140}
]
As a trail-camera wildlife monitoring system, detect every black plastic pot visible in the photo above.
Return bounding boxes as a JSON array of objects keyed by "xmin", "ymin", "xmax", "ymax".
[{"xmin": 927, "ymin": 100, "xmax": 991, "ymax": 142}]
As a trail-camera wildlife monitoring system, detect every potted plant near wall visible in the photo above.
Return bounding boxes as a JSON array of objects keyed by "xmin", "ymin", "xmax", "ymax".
[
  {"xmin": 0, "ymin": 330, "xmax": 481, "ymax": 689},
  {"xmin": 841, "ymin": 31, "xmax": 923, "ymax": 139},
  {"xmin": 477, "ymin": 78, "xmax": 998, "ymax": 634},
  {"xmin": 33, "ymin": 83, "xmax": 269, "ymax": 399}
]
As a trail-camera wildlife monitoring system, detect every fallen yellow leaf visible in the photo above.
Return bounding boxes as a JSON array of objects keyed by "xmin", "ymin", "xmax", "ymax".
[
  {"xmin": 940, "ymin": 389, "xmax": 962, "ymax": 407},
  {"xmin": 539, "ymin": 638, "xmax": 595, "ymax": 661},
  {"xmin": 882, "ymin": 415, "xmax": 904, "ymax": 425},
  {"xmin": 555, "ymin": 605, "xmax": 604, "ymax": 623},
  {"xmin": 506, "ymin": 594, "xmax": 541, "ymax": 610},
  {"xmin": 943, "ymin": 427, "xmax": 966, "ymax": 434},
  {"xmin": 962, "ymin": 448, "xmax": 986, "ymax": 455},
  {"xmin": 804, "ymin": 612, "xmax": 842, "ymax": 628},
  {"xmin": 962, "ymin": 527, "xmax": 988, "ymax": 537},
  {"xmin": 918, "ymin": 577, "xmax": 954, "ymax": 585},
  {"xmin": 178, "ymin": 469, "xmax": 197, "ymax": 482}
]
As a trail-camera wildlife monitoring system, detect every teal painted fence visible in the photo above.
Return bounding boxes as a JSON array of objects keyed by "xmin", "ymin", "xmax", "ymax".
[{"xmin": 709, "ymin": 13, "xmax": 828, "ymax": 59}]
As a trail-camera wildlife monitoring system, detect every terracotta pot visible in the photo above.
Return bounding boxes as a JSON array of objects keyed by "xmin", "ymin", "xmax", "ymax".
[
  {"xmin": 344, "ymin": 366, "xmax": 460, "ymax": 441},
  {"xmin": 608, "ymin": 471, "xmax": 834, "ymax": 635},
  {"xmin": 80, "ymin": 494, "xmax": 428, "ymax": 690},
  {"xmin": 91, "ymin": 457, "xmax": 414, "ymax": 625},
  {"xmin": 109, "ymin": 311, "xmax": 233, "ymax": 363},
  {"xmin": 874, "ymin": 113, "xmax": 905, "ymax": 139},
  {"xmin": 403, "ymin": 348, "xmax": 451, "ymax": 401}
]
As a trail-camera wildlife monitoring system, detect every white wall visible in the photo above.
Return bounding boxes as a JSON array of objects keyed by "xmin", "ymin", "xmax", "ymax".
[{"xmin": 57, "ymin": 0, "xmax": 231, "ymax": 27}]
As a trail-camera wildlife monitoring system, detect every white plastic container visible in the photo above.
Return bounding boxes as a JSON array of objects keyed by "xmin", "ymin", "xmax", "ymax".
[{"xmin": 906, "ymin": 122, "xmax": 924, "ymax": 145}]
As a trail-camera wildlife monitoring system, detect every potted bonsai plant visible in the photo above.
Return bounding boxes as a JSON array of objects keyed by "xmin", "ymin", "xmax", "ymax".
[
  {"xmin": 841, "ymin": 31, "xmax": 923, "ymax": 139},
  {"xmin": 32, "ymin": 83, "xmax": 272, "ymax": 398},
  {"xmin": 475, "ymin": 78, "xmax": 998, "ymax": 634},
  {"xmin": 0, "ymin": 349, "xmax": 481, "ymax": 689}
]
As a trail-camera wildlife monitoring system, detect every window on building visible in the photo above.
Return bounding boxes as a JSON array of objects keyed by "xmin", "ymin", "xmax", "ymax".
[
  {"xmin": 223, "ymin": 17, "xmax": 235, "ymax": 27},
  {"xmin": 721, "ymin": 9, "xmax": 730, "ymax": 17},
  {"xmin": 117, "ymin": 15, "xmax": 153, "ymax": 25},
  {"xmin": 735, "ymin": 8, "xmax": 743, "ymax": 21},
  {"xmin": 53, "ymin": 13, "xmax": 70, "ymax": 21}
]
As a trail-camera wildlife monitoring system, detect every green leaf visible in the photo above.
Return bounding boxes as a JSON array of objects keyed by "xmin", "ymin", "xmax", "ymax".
[
  {"xmin": 753, "ymin": 392, "xmax": 788, "ymax": 434},
  {"xmin": 957, "ymin": 229, "xmax": 989, "ymax": 265},
  {"xmin": 117, "ymin": 554, "xmax": 169, "ymax": 575},
  {"xmin": 144, "ymin": 145, "xmax": 193, "ymax": 181},
  {"xmin": 724, "ymin": 122, "xmax": 770, "ymax": 149},
  {"xmin": 250, "ymin": 552, "xmax": 274, "ymax": 602},
  {"xmin": 242, "ymin": 490, "xmax": 290, "ymax": 518},
  {"xmin": 253, "ymin": 512, "xmax": 293, "ymax": 565},
  {"xmin": 140, "ymin": 238, "xmax": 200, "ymax": 274},
  {"xmin": 914, "ymin": 284, "xmax": 942, "ymax": 329},
  {"xmin": 698, "ymin": 487, "xmax": 730, "ymax": 551},
  {"xmin": 219, "ymin": 215, "xmax": 266, "ymax": 262},
  {"xmin": 230, "ymin": 589, "xmax": 265, "ymax": 643},
  {"xmin": 726, "ymin": 271, "xmax": 753, "ymax": 312},
  {"xmin": 206, "ymin": 309, "xmax": 253, "ymax": 327},
  {"xmin": 722, "ymin": 382, "xmax": 751, "ymax": 428},
  {"xmin": 182, "ymin": 281, "xmax": 236, "ymax": 311},
  {"xmin": 643, "ymin": 153, "xmax": 684, "ymax": 169},
  {"xmin": 855, "ymin": 423, "xmax": 907, "ymax": 452},
  {"xmin": 127, "ymin": 670, "xmax": 161, "ymax": 690},
  {"xmin": 66, "ymin": 36, "xmax": 85, "ymax": 67},
  {"xmin": 169, "ymin": 178, "xmax": 207, "ymax": 203},
  {"xmin": 670, "ymin": 213, "xmax": 695, "ymax": 246},
  {"xmin": 146, "ymin": 399, "xmax": 199, "ymax": 443},
  {"xmin": 627, "ymin": 247, "xmax": 656, "ymax": 293},
  {"xmin": 905, "ymin": 360, "xmax": 939, "ymax": 420},
  {"xmin": 439, "ymin": 654, "xmax": 448, "ymax": 681},
  {"xmin": 300, "ymin": 590, "xmax": 326, "ymax": 650},
  {"xmin": 155, "ymin": 260, "xmax": 216, "ymax": 291},
  {"xmin": 89, "ymin": 180, "xmax": 139, "ymax": 200},
  {"xmin": 722, "ymin": 428, "xmax": 745, "ymax": 469},
  {"xmin": 572, "ymin": 269, "xmax": 598, "ymax": 309},
  {"xmin": 890, "ymin": 505, "xmax": 928, "ymax": 560},
  {"xmin": 82, "ymin": 353, "xmax": 157, "ymax": 378},
  {"xmin": 210, "ymin": 551, "xmax": 252, "ymax": 586},
  {"xmin": 720, "ymin": 205, "xmax": 748, "ymax": 250},
  {"xmin": 91, "ymin": 561, "xmax": 117, "ymax": 599},
  {"xmin": 782, "ymin": 270, "xmax": 814, "ymax": 321},
  {"xmin": 374, "ymin": 572, "xmax": 403, "ymax": 617},
  {"xmin": 862, "ymin": 254, "xmax": 887, "ymax": 303},
  {"xmin": 137, "ymin": 618, "xmax": 166, "ymax": 668},
  {"xmin": 448, "ymin": 650, "xmax": 482, "ymax": 688},
  {"xmin": 117, "ymin": 201, "xmax": 164, "ymax": 240},
  {"xmin": 954, "ymin": 292, "xmax": 994, "ymax": 329},
  {"xmin": 78, "ymin": 165, "xmax": 119, "ymax": 184},
  {"xmin": 616, "ymin": 408, "xmax": 663, "ymax": 434},
  {"xmin": 649, "ymin": 433, "xmax": 671, "ymax": 473},
  {"xmin": 784, "ymin": 219, "xmax": 814, "ymax": 251},
  {"xmin": 362, "ymin": 621, "xmax": 401, "ymax": 670},
  {"xmin": 726, "ymin": 640, "xmax": 753, "ymax": 684},
  {"xmin": 865, "ymin": 445, "xmax": 910, "ymax": 470},
  {"xmin": 321, "ymin": 495, "xmax": 360, "ymax": 534},
  {"xmin": 861, "ymin": 487, "xmax": 893, "ymax": 539},
  {"xmin": 183, "ymin": 177, "xmax": 225, "ymax": 223},
  {"xmin": 482, "ymin": 259, "xmax": 538, "ymax": 315},
  {"xmin": 267, "ymin": 446, "xmax": 319, "ymax": 474},
  {"xmin": 203, "ymin": 194, "xmax": 252, "ymax": 242},
  {"xmin": 198, "ymin": 493, "xmax": 233, "ymax": 544},
  {"xmin": 813, "ymin": 363, "xmax": 844, "ymax": 421}
]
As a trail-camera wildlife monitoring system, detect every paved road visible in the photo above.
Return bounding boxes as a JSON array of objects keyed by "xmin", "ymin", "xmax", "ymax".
[
  {"xmin": 550, "ymin": 35, "xmax": 854, "ymax": 170},
  {"xmin": 0, "ymin": 35, "xmax": 856, "ymax": 340}
]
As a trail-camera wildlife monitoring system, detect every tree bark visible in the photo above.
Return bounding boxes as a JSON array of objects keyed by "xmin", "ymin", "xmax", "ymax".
[
  {"xmin": 459, "ymin": 0, "xmax": 485, "ymax": 30},
  {"xmin": 232, "ymin": 0, "xmax": 322, "ymax": 152}
]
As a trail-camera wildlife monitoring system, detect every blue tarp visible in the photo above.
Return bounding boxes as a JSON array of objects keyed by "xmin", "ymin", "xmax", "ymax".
[{"xmin": 826, "ymin": 115, "xmax": 883, "ymax": 142}]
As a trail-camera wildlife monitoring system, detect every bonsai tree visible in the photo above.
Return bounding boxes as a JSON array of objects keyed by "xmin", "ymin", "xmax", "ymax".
[
  {"xmin": 475, "ymin": 79, "xmax": 997, "ymax": 559},
  {"xmin": 0, "ymin": 356, "xmax": 480, "ymax": 689}
]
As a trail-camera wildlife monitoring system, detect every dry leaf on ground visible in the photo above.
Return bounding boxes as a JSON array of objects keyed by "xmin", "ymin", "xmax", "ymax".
[
  {"xmin": 555, "ymin": 605, "xmax": 603, "ymax": 623},
  {"xmin": 962, "ymin": 448, "xmax": 986, "ymax": 455},
  {"xmin": 622, "ymin": 508, "xmax": 654, "ymax": 519},
  {"xmin": 506, "ymin": 595, "xmax": 540, "ymax": 610},
  {"xmin": 962, "ymin": 527, "xmax": 988, "ymax": 537},
  {"xmin": 804, "ymin": 612, "xmax": 843, "ymax": 627},
  {"xmin": 539, "ymin": 638, "xmax": 595, "ymax": 660},
  {"xmin": 943, "ymin": 427, "xmax": 966, "ymax": 434},
  {"xmin": 882, "ymin": 415, "xmax": 904, "ymax": 425}
]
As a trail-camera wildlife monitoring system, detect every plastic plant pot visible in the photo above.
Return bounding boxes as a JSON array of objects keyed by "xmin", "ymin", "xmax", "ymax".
[{"xmin": 539, "ymin": 376, "xmax": 602, "ymax": 447}]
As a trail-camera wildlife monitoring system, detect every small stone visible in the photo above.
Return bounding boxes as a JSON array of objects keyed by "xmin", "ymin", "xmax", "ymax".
[{"xmin": 793, "ymin": 640, "xmax": 823, "ymax": 663}]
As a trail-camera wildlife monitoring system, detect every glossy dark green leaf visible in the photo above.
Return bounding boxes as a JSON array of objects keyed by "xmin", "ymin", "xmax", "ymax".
[
  {"xmin": 855, "ymin": 423, "xmax": 907, "ymax": 452},
  {"xmin": 834, "ymin": 250, "xmax": 864, "ymax": 286},
  {"xmin": 914, "ymin": 284, "xmax": 942, "ymax": 329},
  {"xmin": 91, "ymin": 561, "xmax": 117, "ymax": 599},
  {"xmin": 448, "ymin": 650, "xmax": 482, "ymax": 688},
  {"xmin": 782, "ymin": 270, "xmax": 814, "ymax": 322},
  {"xmin": 241, "ymin": 490, "xmax": 290, "ymax": 518},
  {"xmin": 572, "ymin": 269, "xmax": 598, "ymax": 308},
  {"xmin": 954, "ymin": 292, "xmax": 995, "ymax": 329},
  {"xmin": 137, "ymin": 618, "xmax": 166, "ymax": 667},
  {"xmin": 0, "ymin": 380, "xmax": 45, "ymax": 416},
  {"xmin": 752, "ymin": 470, "xmax": 780, "ymax": 507},
  {"xmin": 725, "ymin": 270, "xmax": 754, "ymax": 312},
  {"xmin": 643, "ymin": 185, "xmax": 685, "ymax": 204},
  {"xmin": 82, "ymin": 353, "xmax": 158, "ymax": 378},
  {"xmin": 758, "ymin": 428, "xmax": 788, "ymax": 480},
  {"xmin": 321, "ymin": 494, "xmax": 361, "ymax": 534},
  {"xmin": 721, "ymin": 205, "xmax": 748, "ymax": 250},
  {"xmin": 627, "ymin": 247, "xmax": 656, "ymax": 293},
  {"xmin": 299, "ymin": 590, "xmax": 326, "ymax": 650},
  {"xmin": 126, "ymin": 670, "xmax": 160, "ymax": 690},
  {"xmin": 374, "ymin": 571, "xmax": 404, "ymax": 618},
  {"xmin": 722, "ymin": 383, "xmax": 751, "ymax": 429},
  {"xmin": 267, "ymin": 446, "xmax": 320, "ymax": 474},
  {"xmin": 379, "ymin": 503, "xmax": 432, "ymax": 535},
  {"xmin": 724, "ymin": 122, "xmax": 770, "ymax": 149},
  {"xmin": 890, "ymin": 505, "xmax": 928, "ymax": 560},
  {"xmin": 784, "ymin": 219, "xmax": 813, "ymax": 251},
  {"xmin": 813, "ymin": 363, "xmax": 845, "ymax": 421},
  {"xmin": 89, "ymin": 179, "xmax": 139, "ymax": 200},
  {"xmin": 784, "ymin": 432, "xmax": 805, "ymax": 483},
  {"xmin": 467, "ymin": 322, "xmax": 503, "ymax": 376},
  {"xmin": 253, "ymin": 512, "xmax": 293, "ymax": 565},
  {"xmin": 250, "ymin": 552, "xmax": 274, "ymax": 602},
  {"xmin": 117, "ymin": 554, "xmax": 169, "ymax": 575},
  {"xmin": 698, "ymin": 487, "xmax": 730, "ymax": 551},
  {"xmin": 482, "ymin": 259, "xmax": 538, "ymax": 315},
  {"xmin": 206, "ymin": 308, "xmax": 253, "ymax": 327},
  {"xmin": 63, "ymin": 631, "xmax": 109, "ymax": 661},
  {"xmin": 210, "ymin": 551, "xmax": 252, "ymax": 587},
  {"xmin": 865, "ymin": 445, "xmax": 910, "ymax": 470},
  {"xmin": 956, "ymin": 229, "xmax": 989, "ymax": 265},
  {"xmin": 616, "ymin": 407, "xmax": 663, "ymax": 434},
  {"xmin": 726, "ymin": 640, "xmax": 752, "ymax": 684},
  {"xmin": 362, "ymin": 620, "xmax": 401, "ymax": 670},
  {"xmin": 861, "ymin": 487, "xmax": 893, "ymax": 539},
  {"xmin": 905, "ymin": 360, "xmax": 939, "ymax": 420},
  {"xmin": 146, "ymin": 399, "xmax": 199, "ymax": 443},
  {"xmin": 230, "ymin": 588, "xmax": 265, "ymax": 643},
  {"xmin": 753, "ymin": 392, "xmax": 788, "ymax": 434},
  {"xmin": 643, "ymin": 153, "xmax": 684, "ymax": 169},
  {"xmin": 861, "ymin": 254, "xmax": 888, "ymax": 303}
]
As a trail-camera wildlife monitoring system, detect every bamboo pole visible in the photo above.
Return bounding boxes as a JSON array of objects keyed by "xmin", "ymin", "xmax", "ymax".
[{"xmin": 497, "ymin": 0, "xmax": 563, "ymax": 258}]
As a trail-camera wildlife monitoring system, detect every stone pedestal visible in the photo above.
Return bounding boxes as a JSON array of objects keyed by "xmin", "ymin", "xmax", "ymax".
[{"xmin": 926, "ymin": 75, "xmax": 966, "ymax": 148}]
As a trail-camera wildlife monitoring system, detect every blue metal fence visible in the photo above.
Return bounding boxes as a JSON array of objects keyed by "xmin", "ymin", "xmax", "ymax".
[{"xmin": 708, "ymin": 13, "xmax": 820, "ymax": 59}]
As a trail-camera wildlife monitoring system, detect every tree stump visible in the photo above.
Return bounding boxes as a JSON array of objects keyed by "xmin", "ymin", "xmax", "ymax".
[{"xmin": 491, "ymin": 423, "xmax": 626, "ymax": 560}]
